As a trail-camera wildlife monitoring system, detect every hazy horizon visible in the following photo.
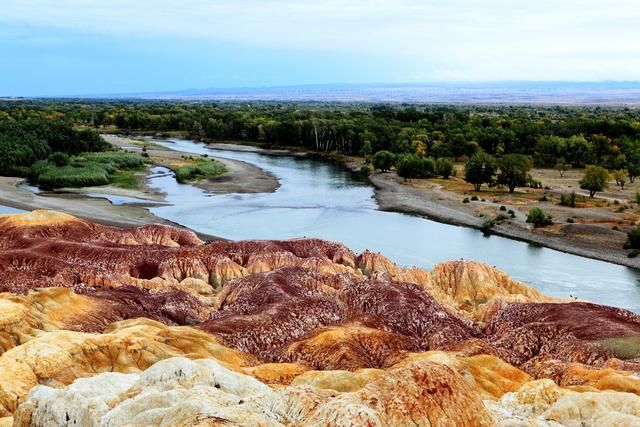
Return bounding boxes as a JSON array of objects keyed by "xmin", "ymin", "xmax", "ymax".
[{"xmin": 2, "ymin": 1, "xmax": 640, "ymax": 97}]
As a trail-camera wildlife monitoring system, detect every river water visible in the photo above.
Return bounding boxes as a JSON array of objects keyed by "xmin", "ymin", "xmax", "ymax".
[{"xmin": 141, "ymin": 138, "xmax": 640, "ymax": 312}]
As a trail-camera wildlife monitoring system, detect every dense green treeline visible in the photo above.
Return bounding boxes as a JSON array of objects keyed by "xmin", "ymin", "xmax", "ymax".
[
  {"xmin": 0, "ymin": 118, "xmax": 110, "ymax": 176},
  {"xmin": 2, "ymin": 99, "xmax": 640, "ymax": 178},
  {"xmin": 0, "ymin": 111, "xmax": 145, "ymax": 189}
]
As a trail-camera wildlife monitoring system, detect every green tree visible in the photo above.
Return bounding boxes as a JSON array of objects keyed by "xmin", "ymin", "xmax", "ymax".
[
  {"xmin": 395, "ymin": 154, "xmax": 435, "ymax": 181},
  {"xmin": 372, "ymin": 150, "xmax": 396, "ymax": 172},
  {"xmin": 554, "ymin": 158, "xmax": 570, "ymax": 177},
  {"xmin": 497, "ymin": 154, "xmax": 532, "ymax": 193},
  {"xmin": 579, "ymin": 165, "xmax": 609, "ymax": 197},
  {"xmin": 628, "ymin": 161, "xmax": 640, "ymax": 184},
  {"xmin": 613, "ymin": 169, "xmax": 627, "ymax": 189},
  {"xmin": 435, "ymin": 158, "xmax": 454, "ymax": 179},
  {"xmin": 464, "ymin": 152, "xmax": 496, "ymax": 191},
  {"xmin": 526, "ymin": 207, "xmax": 553, "ymax": 228}
]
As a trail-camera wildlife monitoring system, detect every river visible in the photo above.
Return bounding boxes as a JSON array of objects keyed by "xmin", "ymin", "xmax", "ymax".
[{"xmin": 139, "ymin": 138, "xmax": 640, "ymax": 312}]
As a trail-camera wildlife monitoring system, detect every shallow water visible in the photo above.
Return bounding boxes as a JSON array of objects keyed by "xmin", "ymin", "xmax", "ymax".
[
  {"xmin": 0, "ymin": 205, "xmax": 25, "ymax": 214},
  {"xmin": 145, "ymin": 138, "xmax": 640, "ymax": 312},
  {"xmin": 18, "ymin": 181, "xmax": 162, "ymax": 206}
]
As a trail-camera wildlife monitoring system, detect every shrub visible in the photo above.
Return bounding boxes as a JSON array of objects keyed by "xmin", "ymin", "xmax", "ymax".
[
  {"xmin": 462, "ymin": 197, "xmax": 470, "ymax": 203},
  {"xmin": 559, "ymin": 192, "xmax": 577, "ymax": 208},
  {"xmin": 481, "ymin": 219, "xmax": 496, "ymax": 235},
  {"xmin": 175, "ymin": 160, "xmax": 227, "ymax": 183},
  {"xmin": 357, "ymin": 164, "xmax": 371, "ymax": 178},
  {"xmin": 499, "ymin": 205, "xmax": 506, "ymax": 211},
  {"xmin": 625, "ymin": 226, "xmax": 640, "ymax": 249},
  {"xmin": 539, "ymin": 195, "xmax": 548, "ymax": 202},
  {"xmin": 629, "ymin": 249, "xmax": 640, "ymax": 258},
  {"xmin": 471, "ymin": 195, "xmax": 479, "ymax": 201},
  {"xmin": 528, "ymin": 178, "xmax": 543, "ymax": 189},
  {"xmin": 435, "ymin": 158, "xmax": 455, "ymax": 178},
  {"xmin": 566, "ymin": 218, "xmax": 575, "ymax": 223},
  {"xmin": 526, "ymin": 207, "xmax": 553, "ymax": 228},
  {"xmin": 635, "ymin": 192, "xmax": 640, "ymax": 204},
  {"xmin": 48, "ymin": 152, "xmax": 69, "ymax": 167}
]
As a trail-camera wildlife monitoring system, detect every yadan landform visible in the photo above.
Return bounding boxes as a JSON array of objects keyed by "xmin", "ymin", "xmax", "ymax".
[{"xmin": 2, "ymin": 210, "xmax": 640, "ymax": 426}]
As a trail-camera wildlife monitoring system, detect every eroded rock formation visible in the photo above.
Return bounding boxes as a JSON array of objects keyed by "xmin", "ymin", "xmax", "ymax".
[{"xmin": 1, "ymin": 210, "xmax": 640, "ymax": 426}]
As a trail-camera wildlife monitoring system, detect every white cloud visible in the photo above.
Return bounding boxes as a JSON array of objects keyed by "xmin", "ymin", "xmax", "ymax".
[{"xmin": 2, "ymin": 0, "xmax": 640, "ymax": 80}]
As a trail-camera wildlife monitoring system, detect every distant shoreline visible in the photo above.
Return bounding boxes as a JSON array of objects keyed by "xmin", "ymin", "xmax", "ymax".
[{"xmin": 12, "ymin": 81, "xmax": 640, "ymax": 106}]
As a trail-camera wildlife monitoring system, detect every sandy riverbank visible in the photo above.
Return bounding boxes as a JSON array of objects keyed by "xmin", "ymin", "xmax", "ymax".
[
  {"xmin": 0, "ymin": 136, "xmax": 280, "ymax": 239},
  {"xmin": 370, "ymin": 172, "xmax": 640, "ymax": 269},
  {"xmin": 0, "ymin": 177, "xmax": 170, "ymax": 229},
  {"xmin": 104, "ymin": 135, "xmax": 280, "ymax": 194},
  {"xmin": 166, "ymin": 138, "xmax": 640, "ymax": 268}
]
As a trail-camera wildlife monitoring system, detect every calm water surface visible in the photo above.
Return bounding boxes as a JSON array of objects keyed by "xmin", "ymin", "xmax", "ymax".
[
  {"xmin": 145, "ymin": 138, "xmax": 640, "ymax": 312},
  {"xmin": 0, "ymin": 205, "xmax": 25, "ymax": 214}
]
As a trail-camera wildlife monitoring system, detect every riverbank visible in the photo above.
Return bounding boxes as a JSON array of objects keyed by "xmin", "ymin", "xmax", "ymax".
[
  {"xmin": 0, "ymin": 135, "xmax": 280, "ymax": 240},
  {"xmin": 185, "ymin": 139, "xmax": 640, "ymax": 269},
  {"xmin": 103, "ymin": 135, "xmax": 280, "ymax": 194},
  {"xmin": 23, "ymin": 131, "xmax": 636, "ymax": 270},
  {"xmin": 370, "ymin": 172, "xmax": 640, "ymax": 269},
  {"xmin": 0, "ymin": 176, "xmax": 170, "ymax": 229}
]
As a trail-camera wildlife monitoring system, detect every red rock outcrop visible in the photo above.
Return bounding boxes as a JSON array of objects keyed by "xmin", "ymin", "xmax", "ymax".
[{"xmin": 2, "ymin": 210, "xmax": 640, "ymax": 426}]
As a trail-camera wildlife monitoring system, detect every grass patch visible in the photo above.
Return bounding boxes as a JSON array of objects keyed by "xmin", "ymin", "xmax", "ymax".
[
  {"xmin": 175, "ymin": 159, "xmax": 227, "ymax": 183},
  {"xmin": 109, "ymin": 171, "xmax": 139, "ymax": 189},
  {"xmin": 31, "ymin": 151, "xmax": 146, "ymax": 190},
  {"xmin": 599, "ymin": 335, "xmax": 640, "ymax": 359}
]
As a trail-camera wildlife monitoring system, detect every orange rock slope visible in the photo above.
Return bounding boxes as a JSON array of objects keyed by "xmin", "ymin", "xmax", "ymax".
[{"xmin": 2, "ymin": 210, "xmax": 640, "ymax": 426}]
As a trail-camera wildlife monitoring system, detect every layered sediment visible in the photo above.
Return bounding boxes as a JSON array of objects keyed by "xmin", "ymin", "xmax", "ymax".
[{"xmin": 2, "ymin": 210, "xmax": 640, "ymax": 426}]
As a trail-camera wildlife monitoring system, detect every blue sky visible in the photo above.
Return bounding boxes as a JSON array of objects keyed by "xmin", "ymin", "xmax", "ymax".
[{"xmin": 1, "ymin": 0, "xmax": 639, "ymax": 96}]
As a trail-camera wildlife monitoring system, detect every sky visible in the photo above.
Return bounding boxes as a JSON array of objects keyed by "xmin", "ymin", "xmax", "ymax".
[{"xmin": 1, "ymin": 0, "xmax": 640, "ymax": 96}]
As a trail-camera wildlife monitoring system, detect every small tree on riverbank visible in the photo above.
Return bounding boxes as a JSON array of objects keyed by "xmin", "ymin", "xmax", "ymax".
[
  {"xmin": 395, "ymin": 154, "xmax": 435, "ymax": 181},
  {"xmin": 579, "ymin": 165, "xmax": 609, "ymax": 197},
  {"xmin": 497, "ymin": 154, "xmax": 532, "ymax": 193},
  {"xmin": 625, "ymin": 226, "xmax": 640, "ymax": 249},
  {"xmin": 613, "ymin": 169, "xmax": 627, "ymax": 189},
  {"xmin": 464, "ymin": 152, "xmax": 496, "ymax": 191},
  {"xmin": 555, "ymin": 158, "xmax": 570, "ymax": 177},
  {"xmin": 435, "ymin": 158, "xmax": 454, "ymax": 179},
  {"xmin": 372, "ymin": 150, "xmax": 395, "ymax": 172},
  {"xmin": 526, "ymin": 207, "xmax": 553, "ymax": 228}
]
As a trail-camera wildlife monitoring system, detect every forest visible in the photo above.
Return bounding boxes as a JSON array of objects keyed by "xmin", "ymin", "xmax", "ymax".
[{"xmin": 1, "ymin": 99, "xmax": 640, "ymax": 186}]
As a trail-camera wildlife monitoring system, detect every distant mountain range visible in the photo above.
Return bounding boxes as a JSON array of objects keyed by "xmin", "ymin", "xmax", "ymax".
[{"xmin": 83, "ymin": 82, "xmax": 640, "ymax": 105}]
